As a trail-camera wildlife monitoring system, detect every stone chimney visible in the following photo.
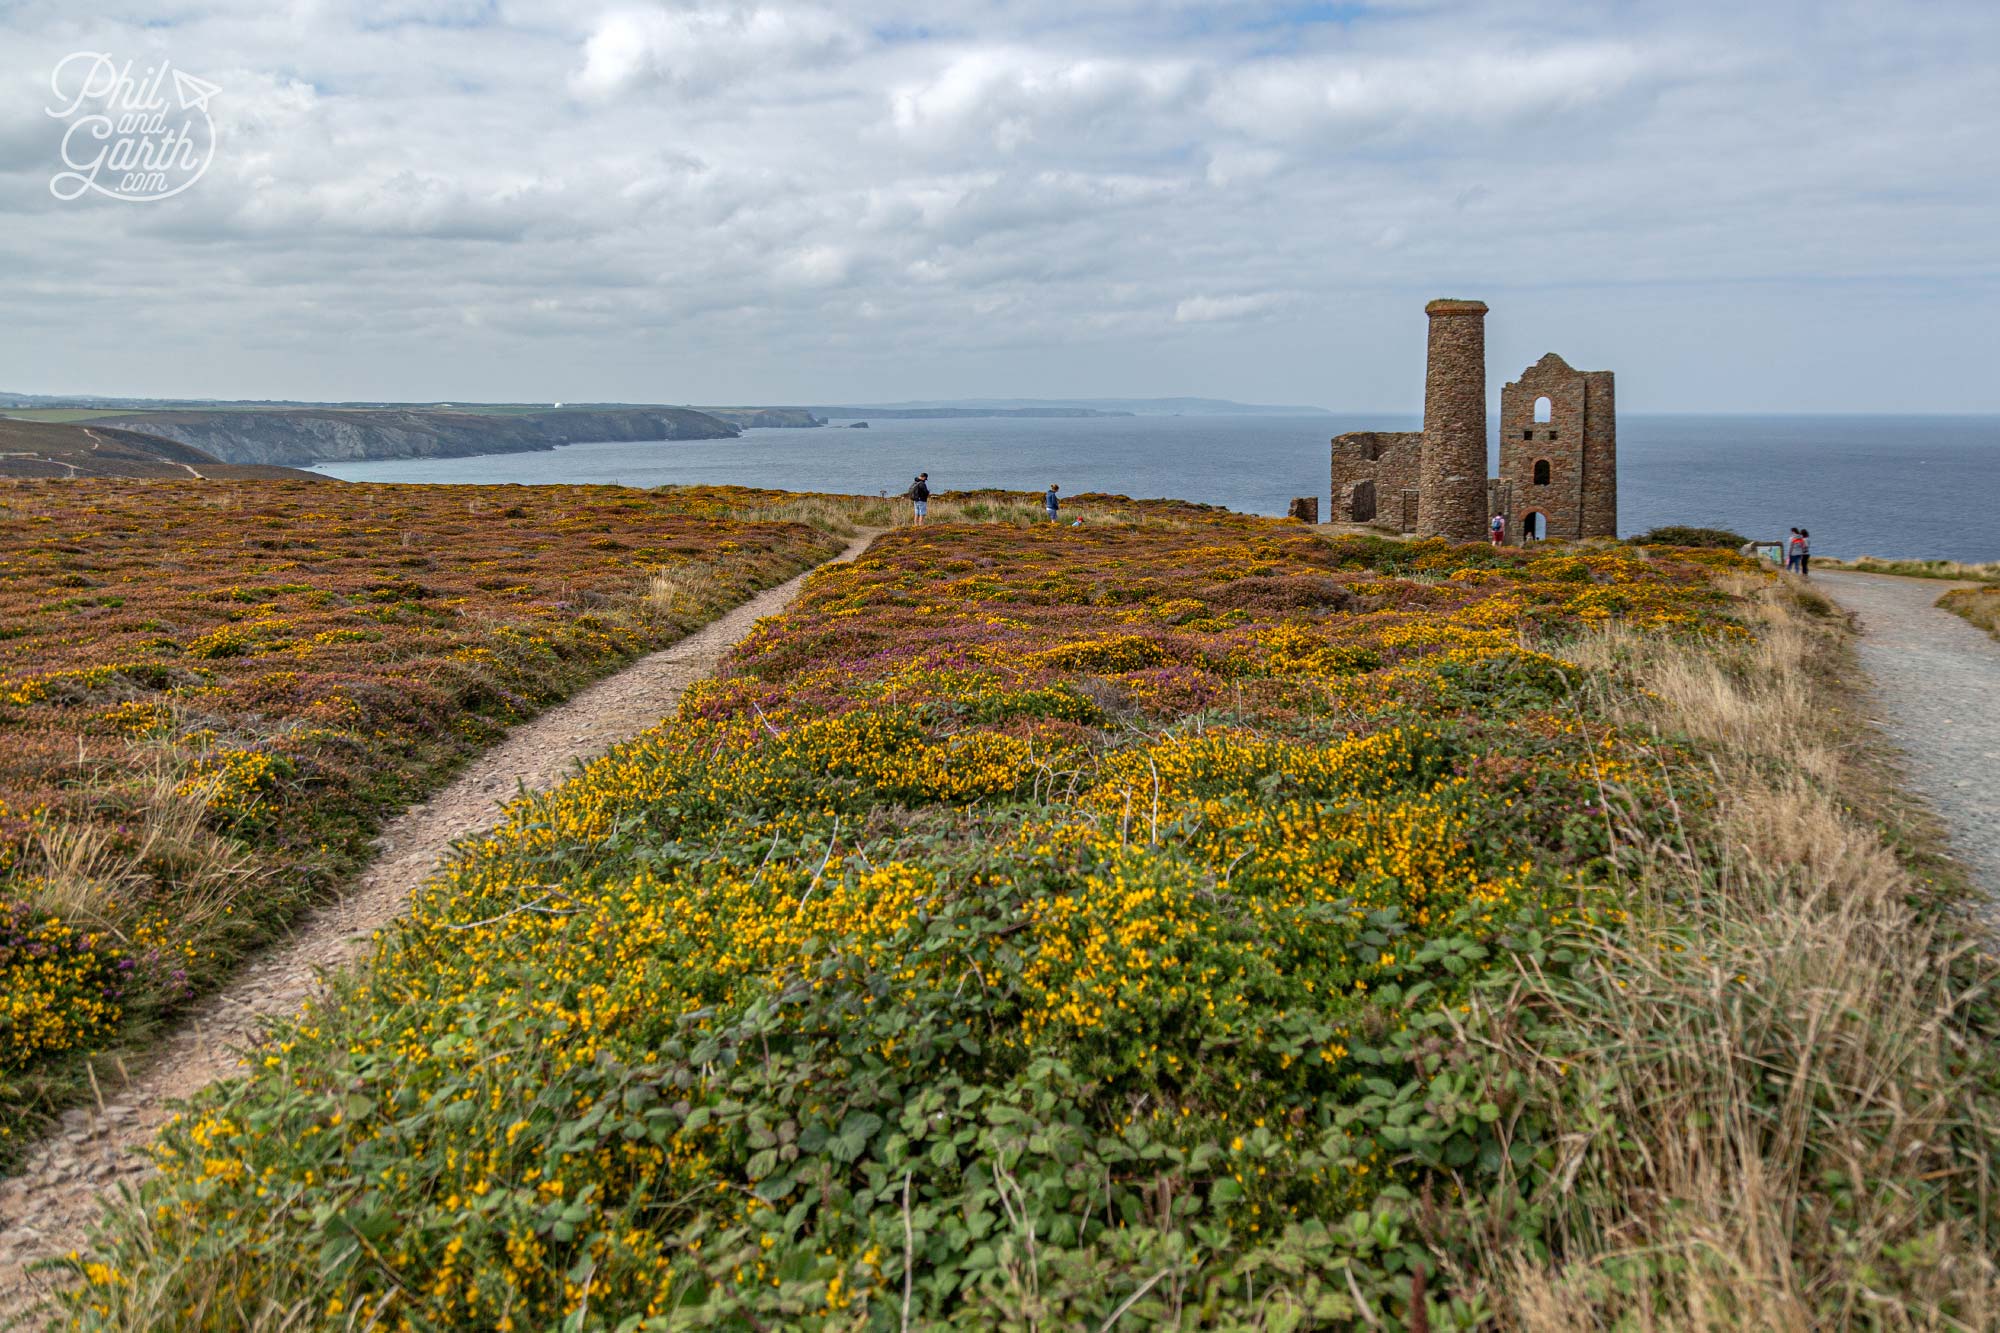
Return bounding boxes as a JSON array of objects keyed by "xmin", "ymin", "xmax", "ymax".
[{"xmin": 1417, "ymin": 298, "xmax": 1488, "ymax": 541}]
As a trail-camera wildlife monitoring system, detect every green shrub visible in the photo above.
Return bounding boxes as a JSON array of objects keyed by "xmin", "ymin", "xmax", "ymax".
[{"xmin": 1626, "ymin": 526, "xmax": 1749, "ymax": 549}]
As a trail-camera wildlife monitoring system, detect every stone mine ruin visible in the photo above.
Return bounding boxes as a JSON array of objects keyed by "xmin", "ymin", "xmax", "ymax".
[{"xmin": 1329, "ymin": 300, "xmax": 1616, "ymax": 543}]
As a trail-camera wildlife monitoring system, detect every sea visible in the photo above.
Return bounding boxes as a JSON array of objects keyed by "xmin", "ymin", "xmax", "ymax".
[{"xmin": 311, "ymin": 413, "xmax": 2000, "ymax": 563}]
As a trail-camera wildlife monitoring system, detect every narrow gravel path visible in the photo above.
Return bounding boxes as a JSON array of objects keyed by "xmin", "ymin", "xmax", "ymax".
[
  {"xmin": 1816, "ymin": 570, "xmax": 2000, "ymax": 910},
  {"xmin": 0, "ymin": 529, "xmax": 880, "ymax": 1318}
]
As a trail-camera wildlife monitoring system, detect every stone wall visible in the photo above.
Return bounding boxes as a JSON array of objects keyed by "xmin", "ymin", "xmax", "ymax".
[
  {"xmin": 1330, "ymin": 430, "xmax": 1422, "ymax": 528},
  {"xmin": 1581, "ymin": 370, "xmax": 1617, "ymax": 538},
  {"xmin": 1486, "ymin": 478, "xmax": 1516, "ymax": 537},
  {"xmin": 1498, "ymin": 353, "xmax": 1587, "ymax": 540},
  {"xmin": 1417, "ymin": 300, "xmax": 1489, "ymax": 540},
  {"xmin": 1497, "ymin": 352, "xmax": 1616, "ymax": 542}
]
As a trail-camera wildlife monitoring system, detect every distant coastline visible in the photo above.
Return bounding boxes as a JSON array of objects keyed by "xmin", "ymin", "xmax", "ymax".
[
  {"xmin": 0, "ymin": 394, "xmax": 1332, "ymax": 465},
  {"xmin": 812, "ymin": 397, "xmax": 1331, "ymax": 418},
  {"xmin": 817, "ymin": 406, "xmax": 1132, "ymax": 420},
  {"xmin": 2, "ymin": 406, "xmax": 741, "ymax": 468}
]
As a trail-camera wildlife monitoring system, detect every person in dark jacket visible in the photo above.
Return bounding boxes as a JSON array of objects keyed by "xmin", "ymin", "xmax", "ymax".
[
  {"xmin": 1045, "ymin": 483, "xmax": 1060, "ymax": 523},
  {"xmin": 907, "ymin": 473, "xmax": 929, "ymax": 526}
]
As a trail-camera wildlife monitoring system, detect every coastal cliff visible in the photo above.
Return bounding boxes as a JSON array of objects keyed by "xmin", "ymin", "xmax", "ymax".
[
  {"xmin": 87, "ymin": 407, "xmax": 741, "ymax": 467},
  {"xmin": 698, "ymin": 408, "xmax": 826, "ymax": 429},
  {"xmin": 0, "ymin": 418, "xmax": 323, "ymax": 480}
]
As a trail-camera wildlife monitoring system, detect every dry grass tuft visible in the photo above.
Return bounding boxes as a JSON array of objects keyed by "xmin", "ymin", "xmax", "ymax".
[
  {"xmin": 23, "ymin": 746, "xmax": 264, "ymax": 937},
  {"xmin": 1454, "ymin": 579, "xmax": 2000, "ymax": 1329},
  {"xmin": 716, "ymin": 494, "xmax": 891, "ymax": 534},
  {"xmin": 645, "ymin": 560, "xmax": 724, "ymax": 613},
  {"xmin": 1817, "ymin": 556, "xmax": 2000, "ymax": 583},
  {"xmin": 1937, "ymin": 585, "xmax": 2000, "ymax": 642},
  {"xmin": 922, "ymin": 495, "xmax": 1193, "ymax": 529}
]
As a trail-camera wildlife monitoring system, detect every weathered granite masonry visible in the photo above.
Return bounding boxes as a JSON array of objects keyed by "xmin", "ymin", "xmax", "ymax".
[
  {"xmin": 1499, "ymin": 353, "xmax": 1617, "ymax": 541},
  {"xmin": 1416, "ymin": 300, "xmax": 1490, "ymax": 540},
  {"xmin": 1330, "ymin": 299, "xmax": 1616, "ymax": 543},
  {"xmin": 1328, "ymin": 431, "xmax": 1421, "ymax": 526}
]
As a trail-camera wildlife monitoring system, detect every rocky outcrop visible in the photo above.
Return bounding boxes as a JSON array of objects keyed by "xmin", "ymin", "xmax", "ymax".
[{"xmin": 86, "ymin": 407, "xmax": 742, "ymax": 467}]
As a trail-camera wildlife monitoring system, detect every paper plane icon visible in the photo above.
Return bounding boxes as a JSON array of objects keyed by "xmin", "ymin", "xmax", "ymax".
[{"xmin": 172, "ymin": 68, "xmax": 220, "ymax": 113}]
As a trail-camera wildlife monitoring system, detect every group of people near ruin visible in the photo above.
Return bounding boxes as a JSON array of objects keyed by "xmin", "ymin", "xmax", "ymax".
[{"xmin": 902, "ymin": 474, "xmax": 1071, "ymax": 527}]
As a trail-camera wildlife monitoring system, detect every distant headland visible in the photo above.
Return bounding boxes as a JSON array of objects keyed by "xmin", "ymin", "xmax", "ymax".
[
  {"xmin": 814, "ymin": 397, "xmax": 1331, "ymax": 418},
  {"xmin": 0, "ymin": 393, "xmax": 1332, "ymax": 472}
]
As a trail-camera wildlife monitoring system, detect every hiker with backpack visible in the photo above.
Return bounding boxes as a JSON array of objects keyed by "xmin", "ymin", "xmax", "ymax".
[{"xmin": 906, "ymin": 472, "xmax": 929, "ymax": 526}]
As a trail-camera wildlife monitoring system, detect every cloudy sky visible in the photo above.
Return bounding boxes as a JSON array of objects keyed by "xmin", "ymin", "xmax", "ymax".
[{"xmin": 2, "ymin": 0, "xmax": 1997, "ymax": 411}]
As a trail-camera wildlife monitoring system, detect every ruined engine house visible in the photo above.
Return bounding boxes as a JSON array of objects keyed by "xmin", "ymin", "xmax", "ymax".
[{"xmin": 1330, "ymin": 300, "xmax": 1616, "ymax": 543}]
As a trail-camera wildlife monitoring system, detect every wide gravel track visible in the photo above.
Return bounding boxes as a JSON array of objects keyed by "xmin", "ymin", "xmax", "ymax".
[{"xmin": 1817, "ymin": 570, "xmax": 1998, "ymax": 911}]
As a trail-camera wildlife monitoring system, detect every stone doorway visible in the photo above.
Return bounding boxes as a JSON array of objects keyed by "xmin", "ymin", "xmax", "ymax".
[{"xmin": 1348, "ymin": 479, "xmax": 1377, "ymax": 523}]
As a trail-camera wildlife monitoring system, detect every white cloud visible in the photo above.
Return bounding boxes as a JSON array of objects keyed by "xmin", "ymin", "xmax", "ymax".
[
  {"xmin": 1175, "ymin": 292, "xmax": 1284, "ymax": 323},
  {"xmin": 889, "ymin": 48, "xmax": 1201, "ymax": 151},
  {"xmin": 0, "ymin": 1, "xmax": 1996, "ymax": 407},
  {"xmin": 773, "ymin": 242, "xmax": 853, "ymax": 287},
  {"xmin": 1208, "ymin": 42, "xmax": 1658, "ymax": 142},
  {"xmin": 572, "ymin": 4, "xmax": 863, "ymax": 99}
]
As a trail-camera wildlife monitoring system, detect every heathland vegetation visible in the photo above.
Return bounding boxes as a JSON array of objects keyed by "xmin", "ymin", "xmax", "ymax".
[
  {"xmin": 0, "ymin": 481, "xmax": 853, "ymax": 1156},
  {"xmin": 1817, "ymin": 557, "xmax": 2000, "ymax": 582},
  {"xmin": 41, "ymin": 510, "xmax": 2000, "ymax": 1329}
]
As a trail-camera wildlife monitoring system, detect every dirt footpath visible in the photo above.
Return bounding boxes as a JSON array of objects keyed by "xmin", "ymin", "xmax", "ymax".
[
  {"xmin": 0, "ymin": 529, "xmax": 879, "ymax": 1319},
  {"xmin": 1816, "ymin": 570, "xmax": 1999, "ymax": 915}
]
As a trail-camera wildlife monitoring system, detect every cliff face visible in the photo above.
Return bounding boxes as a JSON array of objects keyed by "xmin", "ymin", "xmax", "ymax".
[
  {"xmin": 87, "ymin": 407, "xmax": 741, "ymax": 466},
  {"xmin": 699, "ymin": 408, "xmax": 826, "ymax": 429},
  {"xmin": 0, "ymin": 418, "xmax": 324, "ymax": 480},
  {"xmin": 811, "ymin": 407, "xmax": 1132, "ymax": 420}
]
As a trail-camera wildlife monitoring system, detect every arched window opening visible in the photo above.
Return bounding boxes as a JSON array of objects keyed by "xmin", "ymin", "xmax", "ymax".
[
  {"xmin": 1533, "ymin": 459, "xmax": 1551, "ymax": 486},
  {"xmin": 1522, "ymin": 511, "xmax": 1547, "ymax": 542},
  {"xmin": 1533, "ymin": 395, "xmax": 1552, "ymax": 424}
]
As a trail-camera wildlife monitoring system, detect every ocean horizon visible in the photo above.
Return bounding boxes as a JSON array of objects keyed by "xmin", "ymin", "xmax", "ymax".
[{"xmin": 314, "ymin": 411, "xmax": 2000, "ymax": 564}]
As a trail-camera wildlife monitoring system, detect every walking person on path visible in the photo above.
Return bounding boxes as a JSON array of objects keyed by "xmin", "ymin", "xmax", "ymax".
[
  {"xmin": 1797, "ymin": 528, "xmax": 1811, "ymax": 577},
  {"xmin": 1489, "ymin": 513, "xmax": 1505, "ymax": 546},
  {"xmin": 907, "ymin": 472, "xmax": 930, "ymax": 527},
  {"xmin": 1787, "ymin": 528, "xmax": 1805, "ymax": 574},
  {"xmin": 1045, "ymin": 483, "xmax": 1061, "ymax": 524}
]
